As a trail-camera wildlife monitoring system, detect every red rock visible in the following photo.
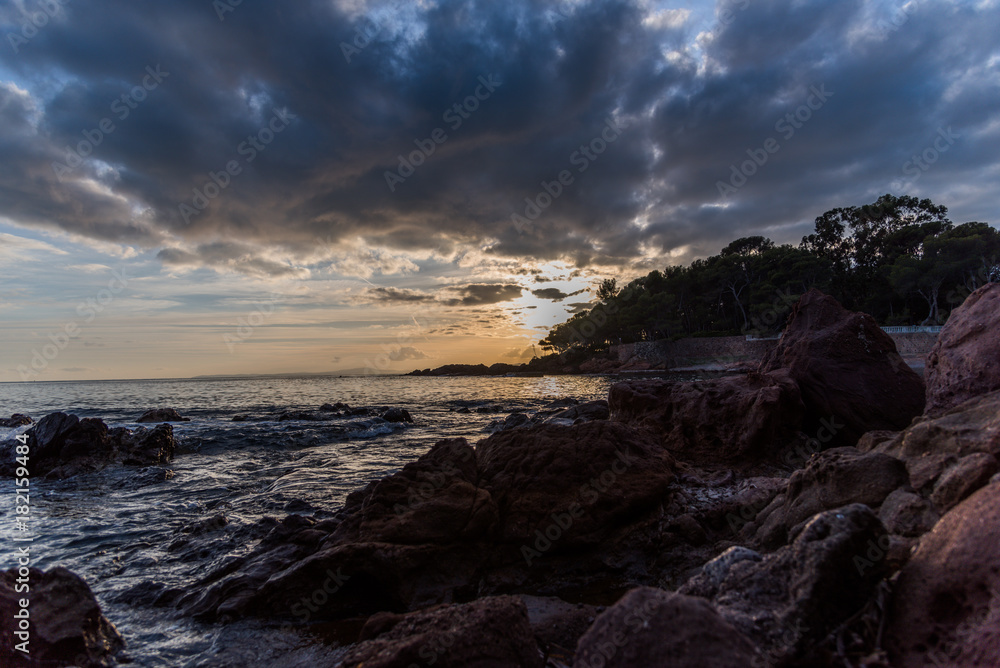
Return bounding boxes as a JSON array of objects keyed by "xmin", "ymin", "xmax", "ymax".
[
  {"xmin": 872, "ymin": 390, "xmax": 1000, "ymax": 492},
  {"xmin": 924, "ymin": 282, "xmax": 1000, "ymax": 416},
  {"xmin": 930, "ymin": 452, "xmax": 999, "ymax": 512},
  {"xmin": 332, "ymin": 438, "xmax": 497, "ymax": 544},
  {"xmin": 760, "ymin": 289, "xmax": 925, "ymax": 446},
  {"xmin": 608, "ymin": 369, "xmax": 804, "ymax": 466},
  {"xmin": 477, "ymin": 421, "xmax": 675, "ymax": 546},
  {"xmin": 879, "ymin": 488, "xmax": 940, "ymax": 538},
  {"xmin": 886, "ymin": 481, "xmax": 1000, "ymax": 667},
  {"xmin": 573, "ymin": 587, "xmax": 759, "ymax": 668},
  {"xmin": 340, "ymin": 595, "xmax": 543, "ymax": 668},
  {"xmin": 0, "ymin": 567, "xmax": 124, "ymax": 667},
  {"xmin": 749, "ymin": 447, "xmax": 908, "ymax": 548},
  {"xmin": 711, "ymin": 504, "xmax": 889, "ymax": 665}
]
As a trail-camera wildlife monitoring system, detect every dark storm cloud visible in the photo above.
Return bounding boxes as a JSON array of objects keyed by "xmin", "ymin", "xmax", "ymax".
[
  {"xmin": 445, "ymin": 284, "xmax": 523, "ymax": 306},
  {"xmin": 531, "ymin": 287, "xmax": 587, "ymax": 301},
  {"xmin": 365, "ymin": 282, "xmax": 523, "ymax": 306},
  {"xmin": 1, "ymin": 0, "xmax": 998, "ymax": 271}
]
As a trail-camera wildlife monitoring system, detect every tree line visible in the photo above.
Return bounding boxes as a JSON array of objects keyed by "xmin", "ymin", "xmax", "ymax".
[{"xmin": 540, "ymin": 194, "xmax": 1000, "ymax": 354}]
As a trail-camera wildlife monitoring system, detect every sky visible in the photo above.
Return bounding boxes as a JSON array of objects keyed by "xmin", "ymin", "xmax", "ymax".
[{"xmin": 0, "ymin": 0, "xmax": 998, "ymax": 381}]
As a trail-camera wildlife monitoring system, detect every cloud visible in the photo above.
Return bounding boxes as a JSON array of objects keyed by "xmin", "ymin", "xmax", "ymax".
[
  {"xmin": 388, "ymin": 346, "xmax": 429, "ymax": 361},
  {"xmin": 442, "ymin": 284, "xmax": 523, "ymax": 306},
  {"xmin": 364, "ymin": 287, "xmax": 436, "ymax": 304},
  {"xmin": 0, "ymin": 0, "xmax": 996, "ymax": 339},
  {"xmin": 531, "ymin": 287, "xmax": 587, "ymax": 301},
  {"xmin": 501, "ymin": 347, "xmax": 534, "ymax": 359},
  {"xmin": 364, "ymin": 283, "xmax": 523, "ymax": 306}
]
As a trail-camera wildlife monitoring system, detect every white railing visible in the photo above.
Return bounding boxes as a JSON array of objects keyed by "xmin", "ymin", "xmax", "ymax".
[{"xmin": 880, "ymin": 325, "xmax": 943, "ymax": 334}]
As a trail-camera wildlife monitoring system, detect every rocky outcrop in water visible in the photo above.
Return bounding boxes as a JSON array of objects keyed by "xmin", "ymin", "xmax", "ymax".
[
  {"xmin": 486, "ymin": 398, "xmax": 610, "ymax": 433},
  {"xmin": 181, "ymin": 421, "xmax": 674, "ymax": 623},
  {"xmin": 136, "ymin": 408, "xmax": 189, "ymax": 423},
  {"xmin": 0, "ymin": 412, "xmax": 175, "ymax": 479},
  {"xmin": 0, "ymin": 567, "xmax": 124, "ymax": 667},
  {"xmin": 0, "ymin": 414, "xmax": 33, "ymax": 428}
]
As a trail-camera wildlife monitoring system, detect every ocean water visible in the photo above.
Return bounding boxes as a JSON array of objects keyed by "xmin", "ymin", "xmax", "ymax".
[{"xmin": 0, "ymin": 374, "xmax": 615, "ymax": 667}]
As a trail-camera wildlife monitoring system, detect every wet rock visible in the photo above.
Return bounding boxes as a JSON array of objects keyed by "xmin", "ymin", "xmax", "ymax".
[
  {"xmin": 122, "ymin": 423, "xmax": 176, "ymax": 466},
  {"xmin": 709, "ymin": 504, "xmax": 889, "ymax": 665},
  {"xmin": 0, "ymin": 414, "xmax": 32, "ymax": 428},
  {"xmin": 477, "ymin": 421, "xmax": 675, "ymax": 546},
  {"xmin": 930, "ymin": 452, "xmax": 999, "ymax": 512},
  {"xmin": 924, "ymin": 282, "xmax": 1000, "ymax": 416},
  {"xmin": 380, "ymin": 407, "xmax": 413, "ymax": 423},
  {"xmin": 0, "ymin": 413, "xmax": 175, "ymax": 479},
  {"xmin": 488, "ymin": 412, "xmax": 530, "ymax": 433},
  {"xmin": 320, "ymin": 402, "xmax": 350, "ymax": 412},
  {"xmin": 878, "ymin": 488, "xmax": 940, "ymax": 538},
  {"xmin": 886, "ymin": 481, "xmax": 1000, "ymax": 667},
  {"xmin": 609, "ymin": 369, "xmax": 804, "ymax": 466},
  {"xmin": 231, "ymin": 414, "xmax": 250, "ymax": 422},
  {"xmin": 760, "ymin": 289, "xmax": 925, "ymax": 446},
  {"xmin": 750, "ymin": 447, "xmax": 908, "ymax": 548},
  {"xmin": 573, "ymin": 587, "xmax": 759, "ymax": 668},
  {"xmin": 0, "ymin": 567, "xmax": 124, "ymax": 667},
  {"xmin": 545, "ymin": 399, "xmax": 610, "ymax": 424},
  {"xmin": 136, "ymin": 407, "xmax": 189, "ymax": 423},
  {"xmin": 341, "ymin": 595, "xmax": 543, "ymax": 668},
  {"xmin": 277, "ymin": 410, "xmax": 329, "ymax": 421}
]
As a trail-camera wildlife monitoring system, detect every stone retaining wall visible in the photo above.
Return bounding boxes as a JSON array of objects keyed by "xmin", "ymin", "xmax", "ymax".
[{"xmin": 613, "ymin": 331, "xmax": 938, "ymax": 369}]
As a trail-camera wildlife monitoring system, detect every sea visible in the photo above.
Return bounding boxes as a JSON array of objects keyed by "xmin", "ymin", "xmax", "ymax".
[{"xmin": 0, "ymin": 374, "xmax": 617, "ymax": 667}]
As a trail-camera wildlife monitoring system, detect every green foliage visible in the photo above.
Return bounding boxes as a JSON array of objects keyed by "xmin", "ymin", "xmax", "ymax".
[{"xmin": 540, "ymin": 194, "xmax": 997, "ymax": 352}]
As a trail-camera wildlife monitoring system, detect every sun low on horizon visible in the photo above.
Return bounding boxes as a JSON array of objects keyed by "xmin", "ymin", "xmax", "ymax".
[{"xmin": 1, "ymin": 0, "xmax": 999, "ymax": 382}]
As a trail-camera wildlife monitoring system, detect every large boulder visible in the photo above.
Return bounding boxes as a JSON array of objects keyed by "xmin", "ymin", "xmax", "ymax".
[
  {"xmin": 0, "ymin": 413, "xmax": 175, "ymax": 479},
  {"xmin": 573, "ymin": 587, "xmax": 759, "ymax": 668},
  {"xmin": 609, "ymin": 370, "xmax": 804, "ymax": 466},
  {"xmin": 0, "ymin": 567, "xmax": 124, "ymax": 667},
  {"xmin": 340, "ymin": 595, "xmax": 543, "ymax": 668},
  {"xmin": 886, "ymin": 481, "xmax": 1000, "ymax": 667},
  {"xmin": 693, "ymin": 504, "xmax": 890, "ymax": 666},
  {"xmin": 332, "ymin": 438, "xmax": 497, "ymax": 545},
  {"xmin": 924, "ymin": 282, "xmax": 1000, "ymax": 416},
  {"xmin": 748, "ymin": 447, "xmax": 908, "ymax": 548},
  {"xmin": 476, "ymin": 421, "xmax": 675, "ymax": 547},
  {"xmin": 760, "ymin": 289, "xmax": 925, "ymax": 446}
]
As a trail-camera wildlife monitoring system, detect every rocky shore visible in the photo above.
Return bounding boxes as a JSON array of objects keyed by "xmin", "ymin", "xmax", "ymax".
[{"xmin": 3, "ymin": 285, "xmax": 1000, "ymax": 667}]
